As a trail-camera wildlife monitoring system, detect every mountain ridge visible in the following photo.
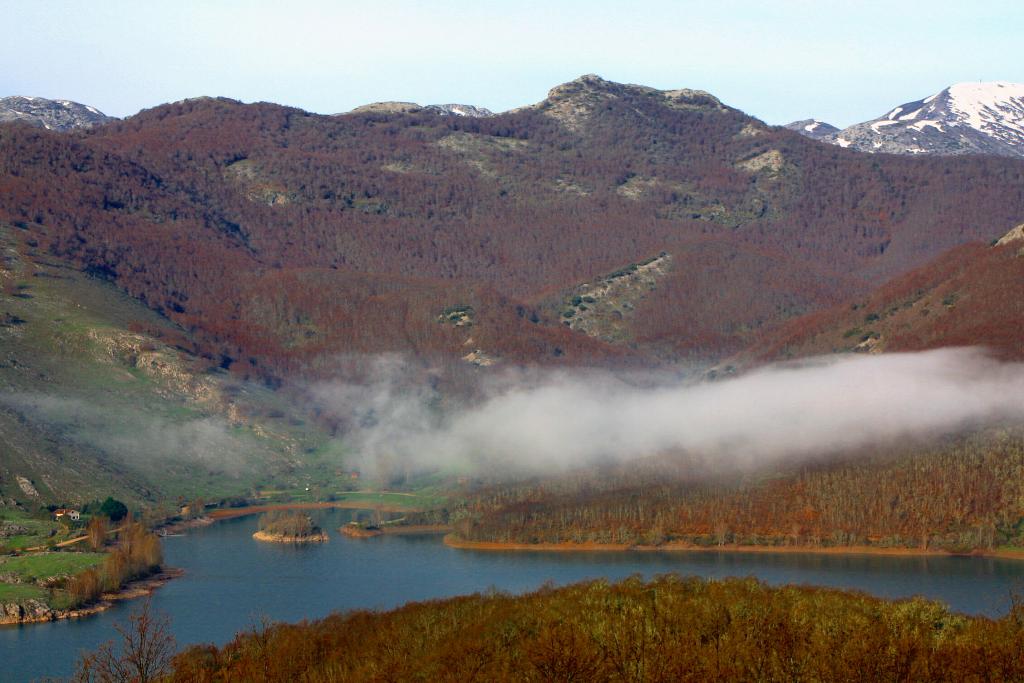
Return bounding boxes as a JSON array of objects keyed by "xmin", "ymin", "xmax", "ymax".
[
  {"xmin": 347, "ymin": 101, "xmax": 494, "ymax": 117},
  {"xmin": 3, "ymin": 75, "xmax": 1024, "ymax": 382},
  {"xmin": 784, "ymin": 119, "xmax": 840, "ymax": 141},
  {"xmin": 790, "ymin": 82, "xmax": 1024, "ymax": 157},
  {"xmin": 0, "ymin": 96, "xmax": 115, "ymax": 131}
]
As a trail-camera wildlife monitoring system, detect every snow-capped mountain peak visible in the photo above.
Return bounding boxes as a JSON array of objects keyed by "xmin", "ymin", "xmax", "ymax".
[
  {"xmin": 819, "ymin": 82, "xmax": 1024, "ymax": 157},
  {"xmin": 425, "ymin": 103, "xmax": 494, "ymax": 117},
  {"xmin": 944, "ymin": 81, "xmax": 1024, "ymax": 143},
  {"xmin": 0, "ymin": 96, "xmax": 115, "ymax": 131},
  {"xmin": 784, "ymin": 118, "xmax": 840, "ymax": 141}
]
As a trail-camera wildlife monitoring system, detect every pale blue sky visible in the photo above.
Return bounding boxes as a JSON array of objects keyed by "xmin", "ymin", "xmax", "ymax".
[{"xmin": 3, "ymin": 0, "xmax": 1022, "ymax": 127}]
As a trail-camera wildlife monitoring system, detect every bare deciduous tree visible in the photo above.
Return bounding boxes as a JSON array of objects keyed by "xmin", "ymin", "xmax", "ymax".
[{"xmin": 75, "ymin": 599, "xmax": 176, "ymax": 683}]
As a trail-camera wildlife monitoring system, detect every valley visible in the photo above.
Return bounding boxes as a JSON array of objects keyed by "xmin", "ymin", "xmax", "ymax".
[{"xmin": 2, "ymin": 66, "xmax": 1024, "ymax": 681}]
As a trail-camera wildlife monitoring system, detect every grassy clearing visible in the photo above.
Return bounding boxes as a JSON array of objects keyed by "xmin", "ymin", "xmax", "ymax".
[
  {"xmin": 0, "ymin": 552, "xmax": 106, "ymax": 583},
  {"xmin": 248, "ymin": 478, "xmax": 454, "ymax": 512},
  {"xmin": 0, "ymin": 510, "xmax": 68, "ymax": 550},
  {"xmin": 0, "ymin": 582, "xmax": 46, "ymax": 602},
  {"xmin": 338, "ymin": 490, "xmax": 448, "ymax": 509}
]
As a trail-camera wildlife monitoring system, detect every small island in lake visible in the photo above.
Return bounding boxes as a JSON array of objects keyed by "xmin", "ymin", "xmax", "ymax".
[
  {"xmin": 253, "ymin": 511, "xmax": 329, "ymax": 543},
  {"xmin": 340, "ymin": 521, "xmax": 383, "ymax": 538}
]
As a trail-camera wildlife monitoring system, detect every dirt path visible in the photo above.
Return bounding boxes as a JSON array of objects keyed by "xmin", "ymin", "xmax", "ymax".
[
  {"xmin": 23, "ymin": 525, "xmax": 126, "ymax": 552},
  {"xmin": 352, "ymin": 490, "xmax": 421, "ymax": 498}
]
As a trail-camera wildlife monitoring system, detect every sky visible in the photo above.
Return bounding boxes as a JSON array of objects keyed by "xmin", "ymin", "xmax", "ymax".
[{"xmin": 3, "ymin": 0, "xmax": 1023, "ymax": 127}]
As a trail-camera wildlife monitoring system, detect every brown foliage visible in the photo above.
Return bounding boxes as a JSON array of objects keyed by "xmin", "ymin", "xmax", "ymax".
[
  {"xmin": 2, "ymin": 90, "xmax": 1024, "ymax": 379},
  {"xmin": 456, "ymin": 431, "xmax": 1024, "ymax": 551},
  {"xmin": 257, "ymin": 511, "xmax": 322, "ymax": 539},
  {"xmin": 164, "ymin": 575, "xmax": 1024, "ymax": 682},
  {"xmin": 66, "ymin": 567, "xmax": 104, "ymax": 606},
  {"xmin": 750, "ymin": 239, "xmax": 1024, "ymax": 362},
  {"xmin": 87, "ymin": 515, "xmax": 110, "ymax": 551},
  {"xmin": 66, "ymin": 522, "xmax": 163, "ymax": 608},
  {"xmin": 75, "ymin": 599, "xmax": 176, "ymax": 683}
]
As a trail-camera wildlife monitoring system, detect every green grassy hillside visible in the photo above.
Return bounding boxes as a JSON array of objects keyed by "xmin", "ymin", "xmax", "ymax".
[{"xmin": 0, "ymin": 227, "xmax": 342, "ymax": 510}]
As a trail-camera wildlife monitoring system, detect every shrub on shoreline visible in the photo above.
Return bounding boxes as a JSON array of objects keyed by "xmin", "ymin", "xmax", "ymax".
[{"xmin": 65, "ymin": 523, "xmax": 162, "ymax": 608}]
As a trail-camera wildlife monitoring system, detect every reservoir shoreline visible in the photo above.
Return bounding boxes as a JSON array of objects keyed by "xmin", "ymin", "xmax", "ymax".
[
  {"xmin": 443, "ymin": 534, "xmax": 1024, "ymax": 561},
  {"xmin": 8, "ymin": 507, "xmax": 1024, "ymax": 682},
  {"xmin": 0, "ymin": 568, "xmax": 184, "ymax": 627}
]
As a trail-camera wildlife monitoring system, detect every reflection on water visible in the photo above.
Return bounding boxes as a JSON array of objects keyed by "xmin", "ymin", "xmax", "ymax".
[{"xmin": 3, "ymin": 508, "xmax": 1023, "ymax": 681}]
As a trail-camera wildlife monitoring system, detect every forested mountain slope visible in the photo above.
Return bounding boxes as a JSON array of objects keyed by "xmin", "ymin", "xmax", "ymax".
[
  {"xmin": 448, "ymin": 430, "xmax": 1024, "ymax": 552},
  {"xmin": 742, "ymin": 224, "xmax": 1024, "ymax": 363},
  {"xmin": 3, "ymin": 75, "xmax": 1024, "ymax": 380}
]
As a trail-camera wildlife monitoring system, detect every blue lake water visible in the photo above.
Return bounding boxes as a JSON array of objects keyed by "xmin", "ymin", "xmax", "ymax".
[{"xmin": 3, "ymin": 508, "xmax": 1024, "ymax": 681}]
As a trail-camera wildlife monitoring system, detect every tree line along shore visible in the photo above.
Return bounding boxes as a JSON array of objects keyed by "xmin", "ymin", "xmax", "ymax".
[{"xmin": 142, "ymin": 574, "xmax": 1024, "ymax": 682}]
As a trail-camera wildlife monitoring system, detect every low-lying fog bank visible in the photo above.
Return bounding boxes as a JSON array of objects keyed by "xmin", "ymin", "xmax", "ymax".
[{"xmin": 311, "ymin": 347, "xmax": 1024, "ymax": 478}]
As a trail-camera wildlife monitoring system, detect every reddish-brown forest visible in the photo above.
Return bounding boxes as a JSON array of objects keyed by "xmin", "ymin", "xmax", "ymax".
[
  {"xmin": 3, "ymin": 76, "xmax": 1024, "ymax": 380},
  {"xmin": 151, "ymin": 575, "xmax": 1024, "ymax": 682},
  {"xmin": 443, "ymin": 431, "xmax": 1024, "ymax": 551},
  {"xmin": 744, "ymin": 237, "xmax": 1024, "ymax": 362}
]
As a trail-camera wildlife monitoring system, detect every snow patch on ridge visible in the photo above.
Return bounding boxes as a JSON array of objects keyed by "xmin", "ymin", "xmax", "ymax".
[
  {"xmin": 824, "ymin": 81, "xmax": 1024, "ymax": 157},
  {"xmin": 946, "ymin": 81, "xmax": 1024, "ymax": 140}
]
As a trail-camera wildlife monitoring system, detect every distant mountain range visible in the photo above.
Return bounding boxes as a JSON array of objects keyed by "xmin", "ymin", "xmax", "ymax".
[
  {"xmin": 12, "ymin": 81, "xmax": 1024, "ymax": 159},
  {"xmin": 788, "ymin": 82, "xmax": 1024, "ymax": 157},
  {"xmin": 0, "ymin": 95, "xmax": 114, "ymax": 131}
]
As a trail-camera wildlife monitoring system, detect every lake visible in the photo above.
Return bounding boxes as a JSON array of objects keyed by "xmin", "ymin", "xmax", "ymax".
[{"xmin": 3, "ymin": 508, "xmax": 1024, "ymax": 681}]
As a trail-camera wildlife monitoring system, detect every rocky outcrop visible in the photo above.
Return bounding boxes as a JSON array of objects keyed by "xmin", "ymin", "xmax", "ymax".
[
  {"xmin": 347, "ymin": 102, "xmax": 493, "ymax": 117},
  {"xmin": 425, "ymin": 103, "xmax": 493, "ymax": 117},
  {"xmin": 995, "ymin": 223, "xmax": 1024, "ymax": 246},
  {"xmin": 87, "ymin": 328, "xmax": 224, "ymax": 410},
  {"xmin": 15, "ymin": 476, "xmax": 39, "ymax": 499},
  {"xmin": 0, "ymin": 598, "xmax": 55, "ymax": 624},
  {"xmin": 539, "ymin": 74, "xmax": 728, "ymax": 130},
  {"xmin": 348, "ymin": 101, "xmax": 423, "ymax": 115},
  {"xmin": 0, "ymin": 521, "xmax": 28, "ymax": 537},
  {"xmin": 0, "ymin": 568, "xmax": 183, "ymax": 625},
  {"xmin": 558, "ymin": 252, "xmax": 672, "ymax": 343}
]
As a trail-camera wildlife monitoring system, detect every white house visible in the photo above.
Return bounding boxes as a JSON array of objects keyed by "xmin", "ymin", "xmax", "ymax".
[{"xmin": 54, "ymin": 509, "xmax": 81, "ymax": 521}]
